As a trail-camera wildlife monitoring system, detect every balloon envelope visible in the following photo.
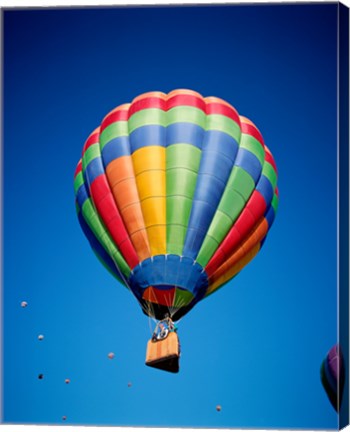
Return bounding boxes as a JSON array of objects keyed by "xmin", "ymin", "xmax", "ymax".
[
  {"xmin": 321, "ymin": 344, "xmax": 345, "ymax": 412},
  {"xmin": 74, "ymin": 89, "xmax": 278, "ymax": 320}
]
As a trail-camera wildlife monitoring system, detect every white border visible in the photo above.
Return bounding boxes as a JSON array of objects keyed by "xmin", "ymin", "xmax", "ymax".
[
  {"xmin": 0, "ymin": 1, "xmax": 349, "ymax": 432},
  {"xmin": 1, "ymin": 0, "xmax": 349, "ymax": 7}
]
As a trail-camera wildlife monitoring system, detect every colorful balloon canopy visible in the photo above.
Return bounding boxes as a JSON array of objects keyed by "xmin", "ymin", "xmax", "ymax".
[
  {"xmin": 321, "ymin": 344, "xmax": 345, "ymax": 412},
  {"xmin": 74, "ymin": 89, "xmax": 279, "ymax": 320}
]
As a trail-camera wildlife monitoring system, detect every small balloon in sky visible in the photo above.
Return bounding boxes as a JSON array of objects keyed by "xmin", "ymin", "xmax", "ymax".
[
  {"xmin": 21, "ymin": 301, "xmax": 28, "ymax": 308},
  {"xmin": 65, "ymin": 378, "xmax": 70, "ymax": 384},
  {"xmin": 38, "ymin": 374, "xmax": 44, "ymax": 380},
  {"xmin": 62, "ymin": 416, "xmax": 67, "ymax": 421},
  {"xmin": 321, "ymin": 344, "xmax": 345, "ymax": 412},
  {"xmin": 216, "ymin": 405, "xmax": 222, "ymax": 412},
  {"xmin": 38, "ymin": 334, "xmax": 44, "ymax": 341},
  {"xmin": 108, "ymin": 352, "xmax": 115, "ymax": 359},
  {"xmin": 127, "ymin": 382, "xmax": 132, "ymax": 387}
]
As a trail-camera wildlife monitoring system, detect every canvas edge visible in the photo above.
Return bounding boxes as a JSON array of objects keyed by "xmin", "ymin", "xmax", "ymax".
[{"xmin": 338, "ymin": 1, "xmax": 350, "ymax": 429}]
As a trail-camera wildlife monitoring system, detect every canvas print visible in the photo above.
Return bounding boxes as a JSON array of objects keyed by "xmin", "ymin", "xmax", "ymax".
[{"xmin": 2, "ymin": 2, "xmax": 349, "ymax": 430}]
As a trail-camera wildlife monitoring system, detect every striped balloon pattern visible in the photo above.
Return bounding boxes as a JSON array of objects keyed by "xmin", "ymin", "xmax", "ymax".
[{"xmin": 74, "ymin": 89, "xmax": 279, "ymax": 320}]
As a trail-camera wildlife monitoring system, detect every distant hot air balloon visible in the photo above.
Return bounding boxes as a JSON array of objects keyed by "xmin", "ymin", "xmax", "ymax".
[
  {"xmin": 321, "ymin": 344, "xmax": 345, "ymax": 412},
  {"xmin": 216, "ymin": 405, "xmax": 222, "ymax": 412},
  {"xmin": 21, "ymin": 301, "xmax": 28, "ymax": 308},
  {"xmin": 74, "ymin": 89, "xmax": 279, "ymax": 372},
  {"xmin": 38, "ymin": 374, "xmax": 44, "ymax": 380},
  {"xmin": 108, "ymin": 352, "xmax": 115, "ymax": 360},
  {"xmin": 38, "ymin": 334, "xmax": 44, "ymax": 341},
  {"xmin": 65, "ymin": 378, "xmax": 70, "ymax": 384}
]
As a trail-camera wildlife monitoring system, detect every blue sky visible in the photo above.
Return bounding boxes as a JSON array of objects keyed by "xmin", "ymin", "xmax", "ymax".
[{"xmin": 2, "ymin": 3, "xmax": 340, "ymax": 429}]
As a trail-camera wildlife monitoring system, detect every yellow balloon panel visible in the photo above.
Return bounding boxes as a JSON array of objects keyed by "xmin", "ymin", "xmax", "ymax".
[
  {"xmin": 136, "ymin": 170, "xmax": 165, "ymax": 199},
  {"xmin": 132, "ymin": 146, "xmax": 166, "ymax": 255},
  {"xmin": 132, "ymin": 146, "xmax": 165, "ymax": 174},
  {"xmin": 146, "ymin": 224, "xmax": 166, "ymax": 255}
]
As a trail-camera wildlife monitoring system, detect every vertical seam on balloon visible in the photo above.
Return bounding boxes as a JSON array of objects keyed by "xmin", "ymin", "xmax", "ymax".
[
  {"xmin": 76, "ymin": 199, "xmax": 126, "ymax": 284},
  {"xmin": 202, "ymin": 120, "xmax": 274, "ymax": 282},
  {"xmin": 195, "ymin": 112, "xmax": 243, "ymax": 266},
  {"xmin": 206, "ymin": 195, "xmax": 274, "ymax": 285},
  {"xmin": 199, "ymin": 117, "xmax": 246, "ymax": 288},
  {"xmin": 183, "ymin": 99, "xmax": 239, "ymax": 262},
  {"xmin": 164, "ymin": 94, "xmax": 170, "ymax": 313},
  {"xmin": 127, "ymin": 100, "xmax": 155, "ymax": 261},
  {"xmin": 165, "ymin": 91, "xmax": 206, "ymax": 315},
  {"xmin": 179, "ymin": 94, "xmax": 208, "ymax": 259},
  {"xmin": 165, "ymin": 93, "xmax": 171, "ymax": 257},
  {"xmin": 209, "ymin": 229, "xmax": 263, "ymax": 288},
  {"xmin": 105, "ymin": 106, "xmax": 151, "ymax": 262},
  {"xmin": 78, "ymin": 158, "xmax": 131, "ymax": 280},
  {"xmin": 208, "ymin": 243, "xmax": 261, "ymax": 295},
  {"xmin": 83, "ymin": 130, "xmax": 140, "ymax": 270}
]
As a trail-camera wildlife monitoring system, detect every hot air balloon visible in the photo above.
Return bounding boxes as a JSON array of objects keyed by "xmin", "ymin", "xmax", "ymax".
[
  {"xmin": 321, "ymin": 344, "xmax": 345, "ymax": 412},
  {"xmin": 74, "ymin": 89, "xmax": 279, "ymax": 372}
]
